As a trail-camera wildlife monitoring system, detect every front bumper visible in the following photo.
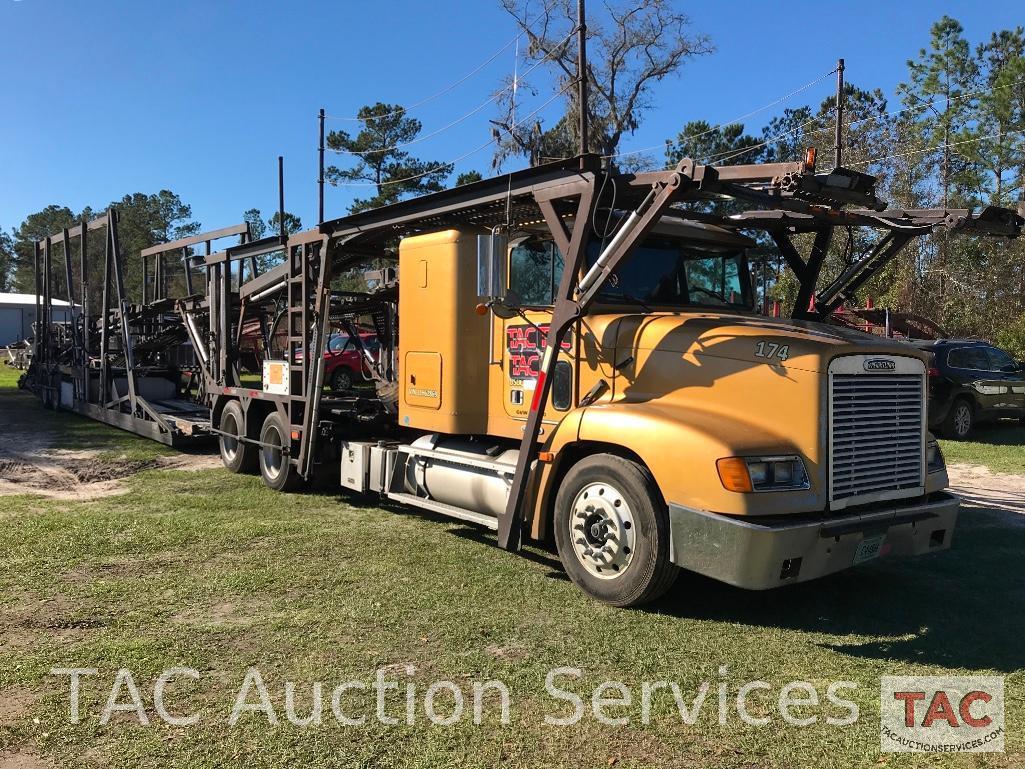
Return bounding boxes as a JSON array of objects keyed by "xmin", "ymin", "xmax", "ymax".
[{"xmin": 668, "ymin": 492, "xmax": 959, "ymax": 590}]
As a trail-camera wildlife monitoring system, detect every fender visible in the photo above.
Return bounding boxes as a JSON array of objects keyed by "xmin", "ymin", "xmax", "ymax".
[{"xmin": 570, "ymin": 401, "xmax": 826, "ymax": 517}]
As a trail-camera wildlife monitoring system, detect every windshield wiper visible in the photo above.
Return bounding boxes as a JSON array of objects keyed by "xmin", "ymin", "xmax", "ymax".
[
  {"xmin": 606, "ymin": 293, "xmax": 653, "ymax": 312},
  {"xmin": 689, "ymin": 286, "xmax": 730, "ymax": 304}
]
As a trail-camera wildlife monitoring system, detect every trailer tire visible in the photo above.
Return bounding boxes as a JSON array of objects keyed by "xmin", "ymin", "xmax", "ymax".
[
  {"xmin": 554, "ymin": 453, "xmax": 679, "ymax": 607},
  {"xmin": 219, "ymin": 401, "xmax": 257, "ymax": 474},
  {"xmin": 258, "ymin": 412, "xmax": 302, "ymax": 492}
]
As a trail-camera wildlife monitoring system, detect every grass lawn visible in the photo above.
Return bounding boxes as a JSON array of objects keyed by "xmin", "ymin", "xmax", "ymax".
[
  {"xmin": 0, "ymin": 363, "xmax": 1022, "ymax": 768},
  {"xmin": 940, "ymin": 423, "xmax": 1025, "ymax": 476}
]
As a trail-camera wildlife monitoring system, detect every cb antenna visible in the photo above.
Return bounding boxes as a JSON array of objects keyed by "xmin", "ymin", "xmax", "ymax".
[{"xmin": 278, "ymin": 155, "xmax": 286, "ymax": 242}]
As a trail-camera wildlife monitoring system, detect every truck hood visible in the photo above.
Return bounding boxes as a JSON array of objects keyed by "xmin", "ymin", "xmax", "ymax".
[{"xmin": 598, "ymin": 311, "xmax": 925, "ymax": 374}]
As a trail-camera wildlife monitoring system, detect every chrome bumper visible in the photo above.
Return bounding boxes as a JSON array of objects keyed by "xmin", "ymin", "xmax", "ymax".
[{"xmin": 668, "ymin": 492, "xmax": 959, "ymax": 590}]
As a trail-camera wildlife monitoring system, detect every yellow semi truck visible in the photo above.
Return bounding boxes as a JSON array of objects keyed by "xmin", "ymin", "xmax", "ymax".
[
  {"xmin": 389, "ymin": 219, "xmax": 953, "ymax": 605},
  {"xmin": 31, "ymin": 154, "xmax": 1022, "ymax": 607},
  {"xmin": 204, "ymin": 156, "xmax": 1021, "ymax": 606}
]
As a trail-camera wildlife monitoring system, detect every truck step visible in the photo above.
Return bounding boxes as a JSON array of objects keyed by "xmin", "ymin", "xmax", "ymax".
[{"xmin": 385, "ymin": 492, "xmax": 498, "ymax": 531}]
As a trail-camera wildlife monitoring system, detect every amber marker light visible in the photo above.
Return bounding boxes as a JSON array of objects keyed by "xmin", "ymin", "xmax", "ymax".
[
  {"xmin": 805, "ymin": 146, "xmax": 817, "ymax": 170},
  {"xmin": 716, "ymin": 457, "xmax": 753, "ymax": 493},
  {"xmin": 474, "ymin": 303, "xmax": 489, "ymax": 316}
]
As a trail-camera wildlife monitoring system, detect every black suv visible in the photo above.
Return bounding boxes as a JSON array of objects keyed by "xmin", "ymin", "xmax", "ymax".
[{"xmin": 914, "ymin": 340, "xmax": 1025, "ymax": 439}]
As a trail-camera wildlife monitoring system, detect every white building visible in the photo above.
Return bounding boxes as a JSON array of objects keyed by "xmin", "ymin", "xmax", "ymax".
[{"xmin": 0, "ymin": 293, "xmax": 74, "ymax": 346}]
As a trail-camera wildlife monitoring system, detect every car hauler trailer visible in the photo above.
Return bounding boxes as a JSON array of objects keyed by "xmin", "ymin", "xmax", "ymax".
[
  {"xmin": 28, "ymin": 153, "xmax": 1024, "ymax": 606},
  {"xmin": 25, "ymin": 212, "xmax": 254, "ymax": 446}
]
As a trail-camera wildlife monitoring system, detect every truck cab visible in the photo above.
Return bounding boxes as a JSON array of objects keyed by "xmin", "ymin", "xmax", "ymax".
[{"xmin": 391, "ymin": 218, "xmax": 954, "ymax": 605}]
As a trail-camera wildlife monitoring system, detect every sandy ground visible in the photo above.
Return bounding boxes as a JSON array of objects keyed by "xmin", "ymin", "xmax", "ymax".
[
  {"xmin": 0, "ymin": 427, "xmax": 221, "ymax": 500},
  {"xmin": 947, "ymin": 463, "xmax": 1025, "ymax": 521}
]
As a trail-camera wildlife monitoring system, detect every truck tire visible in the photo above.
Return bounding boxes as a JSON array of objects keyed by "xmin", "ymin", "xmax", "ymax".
[
  {"xmin": 942, "ymin": 398, "xmax": 974, "ymax": 440},
  {"xmin": 553, "ymin": 454, "xmax": 679, "ymax": 607},
  {"xmin": 259, "ymin": 412, "xmax": 302, "ymax": 492},
  {"xmin": 219, "ymin": 401, "xmax": 257, "ymax": 474}
]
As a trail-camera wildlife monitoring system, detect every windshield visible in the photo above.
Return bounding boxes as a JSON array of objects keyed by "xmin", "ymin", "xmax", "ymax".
[{"xmin": 590, "ymin": 238, "xmax": 752, "ymax": 309}]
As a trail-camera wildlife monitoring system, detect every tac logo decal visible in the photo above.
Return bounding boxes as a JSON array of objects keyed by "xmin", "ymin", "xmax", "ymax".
[
  {"xmin": 864, "ymin": 358, "xmax": 897, "ymax": 372},
  {"xmin": 506, "ymin": 324, "xmax": 571, "ymax": 380},
  {"xmin": 880, "ymin": 676, "xmax": 1004, "ymax": 753}
]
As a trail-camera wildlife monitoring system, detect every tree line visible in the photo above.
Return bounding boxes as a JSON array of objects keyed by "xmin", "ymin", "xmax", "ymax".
[
  {"xmin": 324, "ymin": 7, "xmax": 1024, "ymax": 353},
  {"xmin": 2, "ymin": 5, "xmax": 1022, "ymax": 354}
]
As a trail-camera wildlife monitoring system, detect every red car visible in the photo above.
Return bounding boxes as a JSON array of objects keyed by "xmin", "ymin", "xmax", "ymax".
[{"xmin": 324, "ymin": 330, "xmax": 379, "ymax": 391}]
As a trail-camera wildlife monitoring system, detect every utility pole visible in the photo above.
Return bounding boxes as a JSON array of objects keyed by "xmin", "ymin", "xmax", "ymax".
[
  {"xmin": 834, "ymin": 58, "xmax": 845, "ymax": 168},
  {"xmin": 577, "ymin": 0, "xmax": 588, "ymax": 158},
  {"xmin": 942, "ymin": 90, "xmax": 950, "ymax": 210},
  {"xmin": 318, "ymin": 108, "xmax": 326, "ymax": 225}
]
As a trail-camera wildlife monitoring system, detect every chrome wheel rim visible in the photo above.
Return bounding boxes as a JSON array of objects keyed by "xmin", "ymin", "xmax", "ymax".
[
  {"xmin": 221, "ymin": 412, "xmax": 240, "ymax": 462},
  {"xmin": 954, "ymin": 404, "xmax": 971, "ymax": 436},
  {"xmin": 569, "ymin": 482, "xmax": 635, "ymax": 579},
  {"xmin": 262, "ymin": 425, "xmax": 284, "ymax": 480}
]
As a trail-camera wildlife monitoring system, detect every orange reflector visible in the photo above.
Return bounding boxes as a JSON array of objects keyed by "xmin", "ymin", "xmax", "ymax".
[
  {"xmin": 805, "ymin": 146, "xmax": 817, "ymax": 170},
  {"xmin": 290, "ymin": 431, "xmax": 300, "ymax": 440},
  {"xmin": 474, "ymin": 303, "xmax": 489, "ymax": 316},
  {"xmin": 538, "ymin": 451, "xmax": 554, "ymax": 462},
  {"xmin": 716, "ymin": 457, "xmax": 753, "ymax": 493}
]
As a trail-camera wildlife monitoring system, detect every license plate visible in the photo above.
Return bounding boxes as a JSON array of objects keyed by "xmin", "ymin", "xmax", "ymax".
[{"xmin": 854, "ymin": 534, "xmax": 885, "ymax": 564}]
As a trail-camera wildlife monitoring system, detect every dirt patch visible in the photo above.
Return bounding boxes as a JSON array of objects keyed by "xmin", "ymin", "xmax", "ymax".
[
  {"xmin": 63, "ymin": 552, "xmax": 182, "ymax": 583},
  {"xmin": 947, "ymin": 463, "xmax": 1025, "ymax": 523},
  {"xmin": 0, "ymin": 450, "xmax": 148, "ymax": 501},
  {"xmin": 1, "ymin": 594, "xmax": 109, "ymax": 644},
  {"xmin": 172, "ymin": 599, "xmax": 283, "ymax": 629},
  {"xmin": 155, "ymin": 453, "xmax": 223, "ymax": 472},
  {"xmin": 0, "ymin": 687, "xmax": 37, "ymax": 727},
  {"xmin": 484, "ymin": 643, "xmax": 528, "ymax": 662},
  {"xmin": 0, "ymin": 753, "xmax": 56, "ymax": 769},
  {"xmin": 0, "ymin": 441, "xmax": 220, "ymax": 501}
]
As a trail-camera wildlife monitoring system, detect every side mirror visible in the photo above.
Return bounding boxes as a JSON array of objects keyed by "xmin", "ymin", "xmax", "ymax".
[{"xmin": 477, "ymin": 233, "xmax": 508, "ymax": 300}]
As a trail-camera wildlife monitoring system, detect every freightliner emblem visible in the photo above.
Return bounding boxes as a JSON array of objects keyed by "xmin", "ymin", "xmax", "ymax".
[{"xmin": 864, "ymin": 358, "xmax": 896, "ymax": 371}]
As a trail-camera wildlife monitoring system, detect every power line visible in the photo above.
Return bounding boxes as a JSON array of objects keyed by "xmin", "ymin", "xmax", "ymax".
[
  {"xmin": 849, "ymin": 126, "xmax": 1025, "ymax": 169},
  {"xmin": 839, "ymin": 75, "xmax": 1025, "ymax": 133},
  {"xmin": 328, "ymin": 81, "xmax": 575, "ymax": 189},
  {"xmin": 607, "ymin": 67, "xmax": 838, "ymax": 161},
  {"xmin": 702, "ymin": 112, "xmax": 830, "ymax": 166},
  {"xmin": 688, "ymin": 78, "xmax": 1025, "ymax": 168},
  {"xmin": 326, "ymin": 28, "xmax": 578, "ymax": 157},
  {"xmin": 322, "ymin": 33, "xmax": 521, "ymax": 123}
]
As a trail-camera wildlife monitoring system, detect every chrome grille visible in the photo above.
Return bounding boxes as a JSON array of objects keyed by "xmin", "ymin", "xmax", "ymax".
[{"xmin": 829, "ymin": 359, "xmax": 925, "ymax": 504}]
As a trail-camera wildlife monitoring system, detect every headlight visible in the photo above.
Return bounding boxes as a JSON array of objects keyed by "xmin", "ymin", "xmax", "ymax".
[
  {"xmin": 717, "ymin": 455, "xmax": 810, "ymax": 492},
  {"xmin": 927, "ymin": 439, "xmax": 945, "ymax": 474}
]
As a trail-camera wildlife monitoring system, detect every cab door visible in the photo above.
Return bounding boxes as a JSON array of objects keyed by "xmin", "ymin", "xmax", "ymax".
[{"xmin": 501, "ymin": 240, "xmax": 575, "ymax": 424}]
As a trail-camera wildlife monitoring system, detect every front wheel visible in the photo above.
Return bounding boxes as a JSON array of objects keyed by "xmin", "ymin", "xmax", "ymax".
[
  {"xmin": 553, "ymin": 454, "xmax": 679, "ymax": 607},
  {"xmin": 259, "ymin": 412, "xmax": 303, "ymax": 492}
]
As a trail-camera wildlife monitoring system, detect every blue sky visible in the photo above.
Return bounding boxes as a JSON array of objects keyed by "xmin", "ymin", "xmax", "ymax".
[{"xmin": 2, "ymin": 1, "xmax": 1022, "ymax": 234}]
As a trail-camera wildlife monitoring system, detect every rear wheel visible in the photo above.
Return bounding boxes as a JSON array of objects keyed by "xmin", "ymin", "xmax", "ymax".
[
  {"xmin": 943, "ymin": 398, "xmax": 974, "ymax": 440},
  {"xmin": 219, "ymin": 401, "xmax": 257, "ymax": 474},
  {"xmin": 259, "ymin": 412, "xmax": 302, "ymax": 491},
  {"xmin": 553, "ymin": 454, "xmax": 679, "ymax": 607}
]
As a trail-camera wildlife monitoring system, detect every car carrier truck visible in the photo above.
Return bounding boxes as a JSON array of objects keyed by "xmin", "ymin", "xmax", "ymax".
[{"xmin": 27, "ymin": 154, "xmax": 1025, "ymax": 606}]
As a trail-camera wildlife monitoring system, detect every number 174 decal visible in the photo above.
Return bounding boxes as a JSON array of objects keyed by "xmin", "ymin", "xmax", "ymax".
[{"xmin": 754, "ymin": 340, "xmax": 790, "ymax": 362}]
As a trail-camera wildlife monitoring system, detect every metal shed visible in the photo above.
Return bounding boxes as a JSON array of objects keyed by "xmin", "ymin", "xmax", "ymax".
[{"xmin": 0, "ymin": 292, "xmax": 72, "ymax": 346}]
